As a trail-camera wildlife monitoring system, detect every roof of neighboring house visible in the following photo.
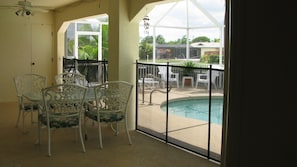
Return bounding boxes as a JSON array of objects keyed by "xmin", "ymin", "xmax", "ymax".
[
  {"xmin": 191, "ymin": 42, "xmax": 223, "ymax": 48},
  {"xmin": 155, "ymin": 42, "xmax": 223, "ymax": 49}
]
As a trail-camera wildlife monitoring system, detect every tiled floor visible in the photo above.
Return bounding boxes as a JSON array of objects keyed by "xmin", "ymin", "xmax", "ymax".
[{"xmin": 0, "ymin": 102, "xmax": 220, "ymax": 167}]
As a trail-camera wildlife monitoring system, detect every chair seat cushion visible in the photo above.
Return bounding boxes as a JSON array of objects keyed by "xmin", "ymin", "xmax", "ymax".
[
  {"xmin": 39, "ymin": 113, "xmax": 79, "ymax": 128},
  {"xmin": 85, "ymin": 109, "xmax": 124, "ymax": 123}
]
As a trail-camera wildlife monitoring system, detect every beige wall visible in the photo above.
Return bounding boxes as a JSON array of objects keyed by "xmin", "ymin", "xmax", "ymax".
[{"xmin": 0, "ymin": 9, "xmax": 54, "ymax": 102}]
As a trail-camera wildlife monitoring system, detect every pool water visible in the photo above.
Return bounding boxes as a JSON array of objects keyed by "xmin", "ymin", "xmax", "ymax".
[{"xmin": 161, "ymin": 97, "xmax": 223, "ymax": 125}]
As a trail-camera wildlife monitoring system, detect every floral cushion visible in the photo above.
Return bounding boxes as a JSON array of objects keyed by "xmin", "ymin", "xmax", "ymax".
[
  {"xmin": 39, "ymin": 113, "xmax": 79, "ymax": 128},
  {"xmin": 85, "ymin": 108, "xmax": 124, "ymax": 123}
]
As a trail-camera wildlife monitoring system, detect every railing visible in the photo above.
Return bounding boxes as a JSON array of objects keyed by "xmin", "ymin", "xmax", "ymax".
[
  {"xmin": 63, "ymin": 58, "xmax": 108, "ymax": 84},
  {"xmin": 136, "ymin": 61, "xmax": 224, "ymax": 163}
]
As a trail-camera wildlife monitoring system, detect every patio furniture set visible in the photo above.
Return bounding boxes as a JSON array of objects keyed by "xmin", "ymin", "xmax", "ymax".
[{"xmin": 13, "ymin": 73, "xmax": 133, "ymax": 156}]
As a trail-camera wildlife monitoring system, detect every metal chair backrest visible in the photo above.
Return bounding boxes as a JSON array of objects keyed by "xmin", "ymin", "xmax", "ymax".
[
  {"xmin": 14, "ymin": 73, "xmax": 47, "ymax": 99},
  {"xmin": 42, "ymin": 84, "xmax": 87, "ymax": 118},
  {"xmin": 55, "ymin": 72, "xmax": 87, "ymax": 86},
  {"xmin": 93, "ymin": 81, "xmax": 133, "ymax": 117}
]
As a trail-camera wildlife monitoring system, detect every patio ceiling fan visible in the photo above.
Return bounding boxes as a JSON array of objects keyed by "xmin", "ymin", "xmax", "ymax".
[{"xmin": 0, "ymin": 0, "xmax": 52, "ymax": 16}]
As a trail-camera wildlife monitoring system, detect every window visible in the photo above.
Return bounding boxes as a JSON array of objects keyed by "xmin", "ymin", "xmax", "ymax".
[{"xmin": 65, "ymin": 15, "xmax": 108, "ymax": 61}]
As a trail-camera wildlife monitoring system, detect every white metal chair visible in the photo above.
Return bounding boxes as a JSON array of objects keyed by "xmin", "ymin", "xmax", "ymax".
[
  {"xmin": 84, "ymin": 81, "xmax": 133, "ymax": 149},
  {"xmin": 55, "ymin": 72, "xmax": 87, "ymax": 86},
  {"xmin": 138, "ymin": 73, "xmax": 165, "ymax": 90},
  {"xmin": 38, "ymin": 84, "xmax": 87, "ymax": 156},
  {"xmin": 157, "ymin": 66, "xmax": 179, "ymax": 88},
  {"xmin": 13, "ymin": 73, "xmax": 47, "ymax": 133},
  {"xmin": 195, "ymin": 70, "xmax": 220, "ymax": 90}
]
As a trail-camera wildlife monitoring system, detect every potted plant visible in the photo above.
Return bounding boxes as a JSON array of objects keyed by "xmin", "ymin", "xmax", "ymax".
[
  {"xmin": 183, "ymin": 61, "xmax": 196, "ymax": 76},
  {"xmin": 182, "ymin": 61, "xmax": 196, "ymax": 87}
]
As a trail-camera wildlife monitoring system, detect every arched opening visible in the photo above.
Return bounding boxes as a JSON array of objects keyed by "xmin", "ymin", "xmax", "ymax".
[{"xmin": 57, "ymin": 14, "xmax": 109, "ymax": 83}]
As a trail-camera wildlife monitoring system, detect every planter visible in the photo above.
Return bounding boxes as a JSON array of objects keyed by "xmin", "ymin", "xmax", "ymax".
[
  {"xmin": 182, "ymin": 76, "xmax": 194, "ymax": 87},
  {"xmin": 184, "ymin": 78, "xmax": 192, "ymax": 86}
]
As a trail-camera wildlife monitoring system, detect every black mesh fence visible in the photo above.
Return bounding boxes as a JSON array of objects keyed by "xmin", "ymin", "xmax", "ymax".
[{"xmin": 63, "ymin": 58, "xmax": 108, "ymax": 83}]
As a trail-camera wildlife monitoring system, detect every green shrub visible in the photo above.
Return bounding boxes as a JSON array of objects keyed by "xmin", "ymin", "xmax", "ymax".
[
  {"xmin": 200, "ymin": 54, "xmax": 220, "ymax": 64},
  {"xmin": 182, "ymin": 61, "xmax": 196, "ymax": 76},
  {"xmin": 183, "ymin": 61, "xmax": 196, "ymax": 68}
]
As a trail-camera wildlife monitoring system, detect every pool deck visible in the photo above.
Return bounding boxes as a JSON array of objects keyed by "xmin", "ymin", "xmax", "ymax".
[{"xmin": 137, "ymin": 86, "xmax": 224, "ymax": 156}]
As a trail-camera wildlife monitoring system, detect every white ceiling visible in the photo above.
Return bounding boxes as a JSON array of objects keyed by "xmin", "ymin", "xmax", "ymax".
[{"xmin": 0, "ymin": 0, "xmax": 82, "ymax": 10}]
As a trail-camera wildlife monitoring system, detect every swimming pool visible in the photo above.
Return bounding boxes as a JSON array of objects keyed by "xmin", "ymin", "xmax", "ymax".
[{"xmin": 160, "ymin": 97, "xmax": 223, "ymax": 125}]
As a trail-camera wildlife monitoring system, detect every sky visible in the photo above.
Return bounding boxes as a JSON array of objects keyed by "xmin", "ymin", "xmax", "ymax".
[{"xmin": 139, "ymin": 0, "xmax": 225, "ymax": 42}]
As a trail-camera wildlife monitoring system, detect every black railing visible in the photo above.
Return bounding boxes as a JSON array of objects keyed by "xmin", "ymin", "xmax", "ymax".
[
  {"xmin": 63, "ymin": 58, "xmax": 108, "ymax": 84},
  {"xmin": 135, "ymin": 61, "xmax": 224, "ymax": 162}
]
